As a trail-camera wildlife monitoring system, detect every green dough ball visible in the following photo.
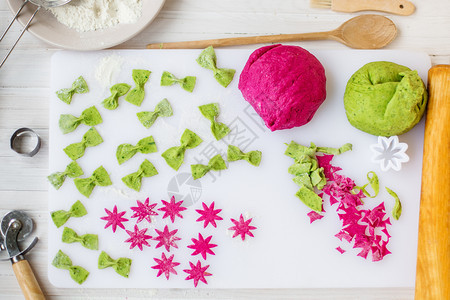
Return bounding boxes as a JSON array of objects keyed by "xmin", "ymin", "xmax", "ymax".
[{"xmin": 344, "ymin": 61, "xmax": 427, "ymax": 136}]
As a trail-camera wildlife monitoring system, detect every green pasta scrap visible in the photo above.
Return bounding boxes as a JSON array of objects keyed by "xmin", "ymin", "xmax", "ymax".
[
  {"xmin": 162, "ymin": 129, "xmax": 203, "ymax": 171},
  {"xmin": 284, "ymin": 141, "xmax": 352, "ymax": 212},
  {"xmin": 98, "ymin": 251, "xmax": 132, "ymax": 278},
  {"xmin": 137, "ymin": 98, "xmax": 173, "ymax": 129},
  {"xmin": 199, "ymin": 103, "xmax": 230, "ymax": 140},
  {"xmin": 59, "ymin": 106, "xmax": 102, "ymax": 134},
  {"xmin": 51, "ymin": 200, "xmax": 87, "ymax": 228},
  {"xmin": 56, "ymin": 76, "xmax": 89, "ymax": 104},
  {"xmin": 116, "ymin": 136, "xmax": 157, "ymax": 165},
  {"xmin": 122, "ymin": 159, "xmax": 158, "ymax": 192},
  {"xmin": 352, "ymin": 171, "xmax": 380, "ymax": 198},
  {"xmin": 386, "ymin": 187, "xmax": 402, "ymax": 220},
  {"xmin": 74, "ymin": 166, "xmax": 112, "ymax": 198},
  {"xmin": 191, "ymin": 154, "xmax": 227, "ymax": 180},
  {"xmin": 52, "ymin": 250, "xmax": 89, "ymax": 285},
  {"xmin": 125, "ymin": 69, "xmax": 151, "ymax": 106},
  {"xmin": 196, "ymin": 46, "xmax": 236, "ymax": 88},
  {"xmin": 227, "ymin": 145, "xmax": 262, "ymax": 166},
  {"xmin": 63, "ymin": 127, "xmax": 103, "ymax": 160},
  {"xmin": 48, "ymin": 161, "xmax": 84, "ymax": 190},
  {"xmin": 102, "ymin": 83, "xmax": 131, "ymax": 110},
  {"xmin": 62, "ymin": 227, "xmax": 98, "ymax": 250},
  {"xmin": 161, "ymin": 71, "xmax": 196, "ymax": 92}
]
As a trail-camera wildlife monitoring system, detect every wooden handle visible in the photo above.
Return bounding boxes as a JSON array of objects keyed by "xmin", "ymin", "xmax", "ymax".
[
  {"xmin": 12, "ymin": 260, "xmax": 46, "ymax": 300},
  {"xmin": 415, "ymin": 65, "xmax": 450, "ymax": 300},
  {"xmin": 146, "ymin": 31, "xmax": 331, "ymax": 49},
  {"xmin": 332, "ymin": 0, "xmax": 415, "ymax": 15}
]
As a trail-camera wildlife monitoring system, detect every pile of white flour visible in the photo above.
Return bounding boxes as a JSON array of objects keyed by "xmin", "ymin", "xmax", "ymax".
[{"xmin": 49, "ymin": 0, "xmax": 143, "ymax": 32}]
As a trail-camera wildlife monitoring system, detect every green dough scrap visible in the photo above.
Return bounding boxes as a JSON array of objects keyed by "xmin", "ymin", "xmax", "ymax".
[
  {"xmin": 227, "ymin": 145, "xmax": 262, "ymax": 166},
  {"xmin": 199, "ymin": 103, "xmax": 230, "ymax": 140},
  {"xmin": 161, "ymin": 71, "xmax": 196, "ymax": 92},
  {"xmin": 74, "ymin": 166, "xmax": 112, "ymax": 198},
  {"xmin": 196, "ymin": 46, "xmax": 236, "ymax": 88},
  {"xmin": 344, "ymin": 61, "xmax": 428, "ymax": 136},
  {"xmin": 56, "ymin": 76, "xmax": 89, "ymax": 104},
  {"xmin": 386, "ymin": 187, "xmax": 402, "ymax": 220},
  {"xmin": 162, "ymin": 129, "xmax": 203, "ymax": 171},
  {"xmin": 62, "ymin": 227, "xmax": 98, "ymax": 250},
  {"xmin": 102, "ymin": 83, "xmax": 131, "ymax": 110},
  {"xmin": 52, "ymin": 250, "xmax": 89, "ymax": 285},
  {"xmin": 116, "ymin": 136, "xmax": 157, "ymax": 165},
  {"xmin": 191, "ymin": 154, "xmax": 227, "ymax": 180},
  {"xmin": 47, "ymin": 161, "xmax": 84, "ymax": 190},
  {"xmin": 122, "ymin": 159, "xmax": 158, "ymax": 191},
  {"xmin": 352, "ymin": 171, "xmax": 379, "ymax": 198},
  {"xmin": 59, "ymin": 106, "xmax": 102, "ymax": 134},
  {"xmin": 285, "ymin": 141, "xmax": 352, "ymax": 212},
  {"xmin": 125, "ymin": 69, "xmax": 151, "ymax": 106},
  {"xmin": 137, "ymin": 98, "xmax": 173, "ymax": 129},
  {"xmin": 51, "ymin": 200, "xmax": 87, "ymax": 228},
  {"xmin": 98, "ymin": 251, "xmax": 132, "ymax": 278},
  {"xmin": 63, "ymin": 127, "xmax": 103, "ymax": 160}
]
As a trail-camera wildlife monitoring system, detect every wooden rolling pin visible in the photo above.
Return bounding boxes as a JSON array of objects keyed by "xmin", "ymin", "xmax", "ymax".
[{"xmin": 415, "ymin": 65, "xmax": 450, "ymax": 299}]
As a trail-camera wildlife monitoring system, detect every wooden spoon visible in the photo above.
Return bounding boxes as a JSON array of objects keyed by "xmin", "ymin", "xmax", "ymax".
[{"xmin": 147, "ymin": 14, "xmax": 397, "ymax": 49}]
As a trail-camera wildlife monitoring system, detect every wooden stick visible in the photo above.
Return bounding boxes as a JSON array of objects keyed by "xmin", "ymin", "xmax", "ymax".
[
  {"xmin": 146, "ymin": 32, "xmax": 331, "ymax": 49},
  {"xmin": 12, "ymin": 260, "xmax": 46, "ymax": 300},
  {"xmin": 415, "ymin": 65, "xmax": 450, "ymax": 299}
]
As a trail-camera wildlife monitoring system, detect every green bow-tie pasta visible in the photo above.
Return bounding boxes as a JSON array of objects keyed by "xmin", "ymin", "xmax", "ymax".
[
  {"xmin": 196, "ymin": 46, "xmax": 236, "ymax": 88},
  {"xmin": 59, "ymin": 106, "xmax": 102, "ymax": 134},
  {"xmin": 51, "ymin": 200, "xmax": 87, "ymax": 228},
  {"xmin": 122, "ymin": 159, "xmax": 158, "ymax": 191},
  {"xmin": 162, "ymin": 129, "xmax": 203, "ymax": 171},
  {"xmin": 56, "ymin": 76, "xmax": 89, "ymax": 104},
  {"xmin": 48, "ymin": 161, "xmax": 84, "ymax": 190},
  {"xmin": 125, "ymin": 69, "xmax": 151, "ymax": 106},
  {"xmin": 191, "ymin": 154, "xmax": 227, "ymax": 180},
  {"xmin": 227, "ymin": 145, "xmax": 262, "ymax": 166},
  {"xmin": 52, "ymin": 250, "xmax": 89, "ymax": 285},
  {"xmin": 137, "ymin": 98, "xmax": 173, "ymax": 129},
  {"xmin": 62, "ymin": 227, "xmax": 98, "ymax": 250},
  {"xmin": 160, "ymin": 71, "xmax": 196, "ymax": 92},
  {"xmin": 63, "ymin": 127, "xmax": 103, "ymax": 160},
  {"xmin": 102, "ymin": 83, "xmax": 131, "ymax": 110},
  {"xmin": 98, "ymin": 251, "xmax": 132, "ymax": 278},
  {"xmin": 74, "ymin": 166, "xmax": 112, "ymax": 198},
  {"xmin": 116, "ymin": 136, "xmax": 157, "ymax": 165},
  {"xmin": 199, "ymin": 103, "xmax": 230, "ymax": 140}
]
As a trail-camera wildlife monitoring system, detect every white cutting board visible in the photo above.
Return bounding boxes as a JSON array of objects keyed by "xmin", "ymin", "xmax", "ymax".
[{"xmin": 48, "ymin": 49, "xmax": 430, "ymax": 288}]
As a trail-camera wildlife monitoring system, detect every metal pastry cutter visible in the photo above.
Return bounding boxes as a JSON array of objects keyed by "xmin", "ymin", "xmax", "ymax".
[{"xmin": 0, "ymin": 210, "xmax": 45, "ymax": 300}]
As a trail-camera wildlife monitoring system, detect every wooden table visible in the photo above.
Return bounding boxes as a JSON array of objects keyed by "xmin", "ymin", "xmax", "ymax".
[{"xmin": 0, "ymin": 0, "xmax": 449, "ymax": 299}]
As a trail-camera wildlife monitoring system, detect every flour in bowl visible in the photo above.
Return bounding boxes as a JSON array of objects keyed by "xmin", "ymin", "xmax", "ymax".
[{"xmin": 49, "ymin": 0, "xmax": 143, "ymax": 32}]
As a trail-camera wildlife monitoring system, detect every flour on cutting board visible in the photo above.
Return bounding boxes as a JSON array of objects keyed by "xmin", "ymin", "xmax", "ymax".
[{"xmin": 48, "ymin": 49, "xmax": 430, "ymax": 288}]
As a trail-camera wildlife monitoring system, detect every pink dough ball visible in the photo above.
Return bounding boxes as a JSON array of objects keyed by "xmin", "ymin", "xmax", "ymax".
[{"xmin": 238, "ymin": 44, "xmax": 327, "ymax": 131}]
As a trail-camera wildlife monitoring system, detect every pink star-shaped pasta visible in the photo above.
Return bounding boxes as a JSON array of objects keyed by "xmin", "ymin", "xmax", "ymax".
[
  {"xmin": 183, "ymin": 260, "xmax": 212, "ymax": 287},
  {"xmin": 151, "ymin": 253, "xmax": 180, "ymax": 280},
  {"xmin": 195, "ymin": 201, "xmax": 223, "ymax": 228},
  {"xmin": 130, "ymin": 197, "xmax": 158, "ymax": 223},
  {"xmin": 100, "ymin": 205, "xmax": 128, "ymax": 233},
  {"xmin": 158, "ymin": 196, "xmax": 187, "ymax": 223},
  {"xmin": 187, "ymin": 233, "xmax": 217, "ymax": 260},
  {"xmin": 229, "ymin": 214, "xmax": 257, "ymax": 241},
  {"xmin": 124, "ymin": 224, "xmax": 152, "ymax": 251},
  {"xmin": 153, "ymin": 225, "xmax": 181, "ymax": 252}
]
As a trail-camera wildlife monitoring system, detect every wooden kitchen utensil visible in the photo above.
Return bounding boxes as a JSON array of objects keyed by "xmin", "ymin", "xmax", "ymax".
[
  {"xmin": 146, "ymin": 14, "xmax": 397, "ymax": 49},
  {"xmin": 415, "ymin": 65, "xmax": 450, "ymax": 300},
  {"xmin": 310, "ymin": 0, "xmax": 415, "ymax": 16}
]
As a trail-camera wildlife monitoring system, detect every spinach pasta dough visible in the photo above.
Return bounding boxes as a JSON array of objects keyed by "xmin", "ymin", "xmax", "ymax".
[{"xmin": 344, "ymin": 61, "xmax": 427, "ymax": 136}]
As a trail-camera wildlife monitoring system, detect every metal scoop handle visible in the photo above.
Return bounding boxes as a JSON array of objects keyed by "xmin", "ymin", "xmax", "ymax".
[{"xmin": 0, "ymin": 0, "xmax": 40, "ymax": 69}]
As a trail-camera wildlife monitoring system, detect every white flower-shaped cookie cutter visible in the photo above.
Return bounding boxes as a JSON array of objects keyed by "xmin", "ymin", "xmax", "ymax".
[{"xmin": 369, "ymin": 136, "xmax": 409, "ymax": 172}]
